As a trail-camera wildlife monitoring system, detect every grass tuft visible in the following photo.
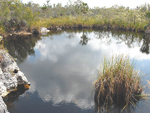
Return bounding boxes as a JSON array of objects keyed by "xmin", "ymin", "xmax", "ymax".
[{"xmin": 94, "ymin": 55, "xmax": 143, "ymax": 110}]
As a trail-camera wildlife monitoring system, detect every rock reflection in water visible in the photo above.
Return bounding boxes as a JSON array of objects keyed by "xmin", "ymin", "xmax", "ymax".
[{"xmin": 3, "ymin": 85, "xmax": 28, "ymax": 112}]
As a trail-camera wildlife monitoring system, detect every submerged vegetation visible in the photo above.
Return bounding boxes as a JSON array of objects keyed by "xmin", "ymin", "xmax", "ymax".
[
  {"xmin": 94, "ymin": 55, "xmax": 143, "ymax": 112},
  {"xmin": 0, "ymin": 0, "xmax": 150, "ymax": 35}
]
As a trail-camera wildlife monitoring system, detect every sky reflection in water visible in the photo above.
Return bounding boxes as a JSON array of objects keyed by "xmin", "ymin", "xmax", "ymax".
[{"xmin": 5, "ymin": 30, "xmax": 150, "ymax": 113}]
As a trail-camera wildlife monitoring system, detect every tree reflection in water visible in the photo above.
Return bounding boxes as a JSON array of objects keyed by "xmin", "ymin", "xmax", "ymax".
[
  {"xmin": 3, "ymin": 35, "xmax": 41, "ymax": 64},
  {"xmin": 79, "ymin": 31, "xmax": 90, "ymax": 45},
  {"xmin": 140, "ymin": 34, "xmax": 150, "ymax": 54}
]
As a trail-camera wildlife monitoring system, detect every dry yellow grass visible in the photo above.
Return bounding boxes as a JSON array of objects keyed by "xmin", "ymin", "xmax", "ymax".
[{"xmin": 94, "ymin": 55, "xmax": 143, "ymax": 110}]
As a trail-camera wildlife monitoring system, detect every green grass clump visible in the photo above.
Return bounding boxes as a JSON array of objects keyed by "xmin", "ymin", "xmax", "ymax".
[{"xmin": 94, "ymin": 55, "xmax": 143, "ymax": 109}]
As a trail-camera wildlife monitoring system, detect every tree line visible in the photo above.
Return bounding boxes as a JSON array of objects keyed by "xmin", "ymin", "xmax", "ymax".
[{"xmin": 0, "ymin": 0, "xmax": 150, "ymax": 34}]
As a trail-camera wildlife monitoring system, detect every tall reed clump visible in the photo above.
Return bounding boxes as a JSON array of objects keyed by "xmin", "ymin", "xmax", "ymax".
[{"xmin": 94, "ymin": 55, "xmax": 143, "ymax": 109}]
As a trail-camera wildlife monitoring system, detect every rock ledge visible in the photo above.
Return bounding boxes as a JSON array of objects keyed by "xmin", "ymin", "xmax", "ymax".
[{"xmin": 0, "ymin": 49, "xmax": 30, "ymax": 113}]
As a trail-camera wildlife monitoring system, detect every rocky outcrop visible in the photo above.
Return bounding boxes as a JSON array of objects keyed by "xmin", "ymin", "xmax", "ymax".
[
  {"xmin": 0, "ymin": 96, "xmax": 8, "ymax": 113},
  {"xmin": 41, "ymin": 27, "xmax": 50, "ymax": 33},
  {"xmin": 0, "ymin": 49, "xmax": 30, "ymax": 113}
]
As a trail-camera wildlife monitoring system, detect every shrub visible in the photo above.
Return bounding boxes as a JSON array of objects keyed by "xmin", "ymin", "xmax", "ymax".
[{"xmin": 94, "ymin": 55, "xmax": 143, "ymax": 110}]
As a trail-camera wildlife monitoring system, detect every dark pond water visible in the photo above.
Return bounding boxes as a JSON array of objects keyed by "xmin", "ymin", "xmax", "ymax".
[{"xmin": 3, "ymin": 30, "xmax": 150, "ymax": 113}]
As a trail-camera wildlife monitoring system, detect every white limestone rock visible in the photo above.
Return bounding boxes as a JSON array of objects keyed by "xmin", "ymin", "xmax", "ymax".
[
  {"xmin": 0, "ymin": 49, "xmax": 30, "ymax": 113},
  {"xmin": 41, "ymin": 27, "xmax": 50, "ymax": 33},
  {"xmin": 0, "ymin": 96, "xmax": 9, "ymax": 113}
]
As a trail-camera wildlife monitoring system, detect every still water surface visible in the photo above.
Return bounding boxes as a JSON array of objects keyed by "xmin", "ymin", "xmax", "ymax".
[{"xmin": 3, "ymin": 30, "xmax": 150, "ymax": 113}]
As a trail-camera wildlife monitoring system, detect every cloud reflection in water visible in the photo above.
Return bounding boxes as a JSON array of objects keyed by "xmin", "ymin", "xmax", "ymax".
[{"xmin": 18, "ymin": 31, "xmax": 150, "ymax": 111}]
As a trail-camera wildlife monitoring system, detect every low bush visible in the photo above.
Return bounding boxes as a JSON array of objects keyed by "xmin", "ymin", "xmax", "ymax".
[{"xmin": 94, "ymin": 55, "xmax": 143, "ymax": 110}]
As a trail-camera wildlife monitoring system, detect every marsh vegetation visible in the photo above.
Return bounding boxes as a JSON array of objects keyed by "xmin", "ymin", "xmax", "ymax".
[
  {"xmin": 94, "ymin": 55, "xmax": 143, "ymax": 112},
  {"xmin": 0, "ymin": 0, "xmax": 150, "ymax": 35}
]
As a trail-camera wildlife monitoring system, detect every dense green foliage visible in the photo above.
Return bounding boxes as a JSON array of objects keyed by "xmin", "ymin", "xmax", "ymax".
[
  {"xmin": 0, "ymin": 0, "xmax": 150, "ymax": 34},
  {"xmin": 0, "ymin": 0, "xmax": 38, "ymax": 34}
]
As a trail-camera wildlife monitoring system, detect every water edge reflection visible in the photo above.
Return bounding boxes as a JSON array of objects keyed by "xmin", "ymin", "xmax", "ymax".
[{"xmin": 3, "ymin": 30, "xmax": 150, "ymax": 113}]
